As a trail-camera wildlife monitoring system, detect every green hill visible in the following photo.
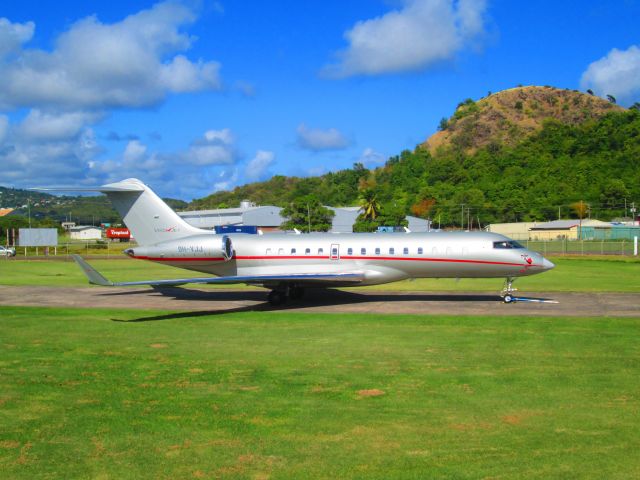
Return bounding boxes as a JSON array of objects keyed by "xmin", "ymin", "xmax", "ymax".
[{"xmin": 190, "ymin": 86, "xmax": 640, "ymax": 226}]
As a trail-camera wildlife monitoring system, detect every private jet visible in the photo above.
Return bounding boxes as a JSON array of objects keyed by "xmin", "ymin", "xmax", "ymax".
[{"xmin": 43, "ymin": 178, "xmax": 554, "ymax": 305}]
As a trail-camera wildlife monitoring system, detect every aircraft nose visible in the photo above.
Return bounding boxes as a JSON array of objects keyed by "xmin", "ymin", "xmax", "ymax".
[{"xmin": 542, "ymin": 258, "xmax": 555, "ymax": 270}]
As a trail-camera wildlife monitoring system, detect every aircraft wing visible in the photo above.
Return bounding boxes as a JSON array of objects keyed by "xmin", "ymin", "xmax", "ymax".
[{"xmin": 71, "ymin": 255, "xmax": 365, "ymax": 287}]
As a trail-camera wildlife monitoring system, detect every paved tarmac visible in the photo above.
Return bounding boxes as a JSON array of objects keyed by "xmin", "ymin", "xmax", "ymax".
[{"xmin": 1, "ymin": 285, "xmax": 639, "ymax": 317}]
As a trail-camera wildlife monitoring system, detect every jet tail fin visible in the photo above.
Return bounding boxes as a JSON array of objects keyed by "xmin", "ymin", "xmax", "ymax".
[{"xmin": 35, "ymin": 178, "xmax": 204, "ymax": 246}]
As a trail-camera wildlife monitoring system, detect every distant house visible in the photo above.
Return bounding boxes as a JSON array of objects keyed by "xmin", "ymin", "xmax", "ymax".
[
  {"xmin": 69, "ymin": 226, "xmax": 102, "ymax": 240},
  {"xmin": 0, "ymin": 208, "xmax": 14, "ymax": 217},
  {"xmin": 488, "ymin": 222, "xmax": 539, "ymax": 241},
  {"xmin": 529, "ymin": 219, "xmax": 612, "ymax": 240}
]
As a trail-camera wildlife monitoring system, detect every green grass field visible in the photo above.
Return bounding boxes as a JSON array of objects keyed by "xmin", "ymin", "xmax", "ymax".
[
  {"xmin": 1, "ymin": 255, "xmax": 639, "ymax": 292},
  {"xmin": 1, "ymin": 307, "xmax": 639, "ymax": 479}
]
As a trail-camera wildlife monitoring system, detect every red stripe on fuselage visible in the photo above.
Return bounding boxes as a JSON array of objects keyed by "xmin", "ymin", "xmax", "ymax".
[
  {"xmin": 132, "ymin": 254, "xmax": 539, "ymax": 268},
  {"xmin": 131, "ymin": 255, "xmax": 227, "ymax": 262}
]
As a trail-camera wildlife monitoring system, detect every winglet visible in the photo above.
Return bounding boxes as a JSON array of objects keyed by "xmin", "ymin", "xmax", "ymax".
[{"xmin": 71, "ymin": 255, "xmax": 113, "ymax": 286}]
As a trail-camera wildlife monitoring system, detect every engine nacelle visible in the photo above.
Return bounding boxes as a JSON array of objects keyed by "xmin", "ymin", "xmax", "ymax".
[{"xmin": 124, "ymin": 234, "xmax": 234, "ymax": 261}]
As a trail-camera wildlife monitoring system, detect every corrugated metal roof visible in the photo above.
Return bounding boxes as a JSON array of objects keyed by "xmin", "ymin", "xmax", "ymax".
[{"xmin": 531, "ymin": 219, "xmax": 611, "ymax": 230}]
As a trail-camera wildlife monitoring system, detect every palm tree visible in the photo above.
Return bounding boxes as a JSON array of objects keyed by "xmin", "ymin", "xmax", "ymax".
[{"xmin": 358, "ymin": 189, "xmax": 381, "ymax": 221}]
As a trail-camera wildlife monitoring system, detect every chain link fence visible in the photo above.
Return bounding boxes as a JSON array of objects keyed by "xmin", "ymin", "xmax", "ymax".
[
  {"xmin": 9, "ymin": 241, "xmax": 134, "ymax": 257},
  {"xmin": 525, "ymin": 239, "xmax": 637, "ymax": 256}
]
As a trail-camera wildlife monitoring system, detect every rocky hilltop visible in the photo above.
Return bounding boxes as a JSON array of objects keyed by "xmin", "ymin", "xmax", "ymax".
[{"xmin": 425, "ymin": 86, "xmax": 624, "ymax": 154}]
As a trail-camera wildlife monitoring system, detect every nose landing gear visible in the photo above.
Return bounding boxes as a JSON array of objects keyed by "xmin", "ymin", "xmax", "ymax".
[
  {"xmin": 500, "ymin": 277, "xmax": 558, "ymax": 304},
  {"xmin": 501, "ymin": 277, "xmax": 517, "ymax": 303}
]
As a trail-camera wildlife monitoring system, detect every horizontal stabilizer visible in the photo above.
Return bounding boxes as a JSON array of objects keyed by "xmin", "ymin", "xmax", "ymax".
[
  {"xmin": 72, "ymin": 255, "xmax": 113, "ymax": 286},
  {"xmin": 71, "ymin": 255, "xmax": 364, "ymax": 287},
  {"xmin": 31, "ymin": 179, "xmax": 145, "ymax": 193}
]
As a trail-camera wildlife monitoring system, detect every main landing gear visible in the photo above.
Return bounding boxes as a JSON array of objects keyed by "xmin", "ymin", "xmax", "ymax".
[{"xmin": 267, "ymin": 285, "xmax": 305, "ymax": 306}]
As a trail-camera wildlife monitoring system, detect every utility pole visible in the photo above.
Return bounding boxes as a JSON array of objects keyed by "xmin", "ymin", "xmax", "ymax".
[
  {"xmin": 307, "ymin": 203, "xmax": 311, "ymax": 233},
  {"xmin": 460, "ymin": 204, "xmax": 464, "ymax": 230},
  {"xmin": 27, "ymin": 198, "xmax": 31, "ymax": 228},
  {"xmin": 558, "ymin": 206, "xmax": 561, "ymax": 220}
]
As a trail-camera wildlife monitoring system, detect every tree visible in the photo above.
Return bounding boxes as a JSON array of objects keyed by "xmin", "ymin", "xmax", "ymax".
[
  {"xmin": 606, "ymin": 94, "xmax": 617, "ymax": 104},
  {"xmin": 411, "ymin": 198, "xmax": 436, "ymax": 219},
  {"xmin": 600, "ymin": 179, "xmax": 629, "ymax": 211},
  {"xmin": 280, "ymin": 195, "xmax": 334, "ymax": 232},
  {"xmin": 358, "ymin": 188, "xmax": 381, "ymax": 221},
  {"xmin": 438, "ymin": 117, "xmax": 449, "ymax": 131},
  {"xmin": 571, "ymin": 200, "xmax": 588, "ymax": 240},
  {"xmin": 586, "ymin": 89, "xmax": 594, "ymax": 96}
]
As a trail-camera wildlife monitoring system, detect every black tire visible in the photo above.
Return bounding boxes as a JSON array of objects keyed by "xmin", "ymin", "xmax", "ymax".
[
  {"xmin": 289, "ymin": 287, "xmax": 305, "ymax": 300},
  {"xmin": 268, "ymin": 290, "xmax": 286, "ymax": 306}
]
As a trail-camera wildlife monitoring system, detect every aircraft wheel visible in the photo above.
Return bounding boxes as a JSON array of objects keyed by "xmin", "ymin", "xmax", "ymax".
[
  {"xmin": 289, "ymin": 287, "xmax": 305, "ymax": 300},
  {"xmin": 268, "ymin": 290, "xmax": 287, "ymax": 306},
  {"xmin": 503, "ymin": 294, "xmax": 513, "ymax": 304}
]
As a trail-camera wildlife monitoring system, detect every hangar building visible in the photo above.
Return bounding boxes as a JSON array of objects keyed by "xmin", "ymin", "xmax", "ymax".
[
  {"xmin": 69, "ymin": 226, "xmax": 102, "ymax": 240},
  {"xmin": 178, "ymin": 201, "xmax": 431, "ymax": 233},
  {"xmin": 178, "ymin": 201, "xmax": 284, "ymax": 233}
]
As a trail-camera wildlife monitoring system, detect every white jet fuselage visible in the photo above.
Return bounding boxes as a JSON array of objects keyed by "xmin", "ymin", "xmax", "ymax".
[{"xmin": 127, "ymin": 231, "xmax": 553, "ymax": 287}]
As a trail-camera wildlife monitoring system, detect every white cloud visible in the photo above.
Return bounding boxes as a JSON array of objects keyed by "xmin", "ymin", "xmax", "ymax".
[
  {"xmin": 296, "ymin": 123, "xmax": 350, "ymax": 151},
  {"xmin": 0, "ymin": 3, "xmax": 232, "ymax": 199},
  {"xmin": 580, "ymin": 45, "xmax": 640, "ymax": 106},
  {"xmin": 0, "ymin": 2, "xmax": 221, "ymax": 110},
  {"xmin": 0, "ymin": 18, "xmax": 34, "ymax": 57},
  {"xmin": 0, "ymin": 123, "xmax": 238, "ymax": 199},
  {"xmin": 358, "ymin": 147, "xmax": 386, "ymax": 167},
  {"xmin": 16, "ymin": 110, "xmax": 102, "ymax": 142},
  {"xmin": 188, "ymin": 129, "xmax": 237, "ymax": 166},
  {"xmin": 84, "ymin": 129, "xmax": 242, "ymax": 198},
  {"xmin": 245, "ymin": 150, "xmax": 275, "ymax": 181},
  {"xmin": 0, "ymin": 115, "xmax": 9, "ymax": 143},
  {"xmin": 203, "ymin": 128, "xmax": 234, "ymax": 144},
  {"xmin": 123, "ymin": 140, "xmax": 148, "ymax": 162},
  {"xmin": 323, "ymin": 0, "xmax": 487, "ymax": 78}
]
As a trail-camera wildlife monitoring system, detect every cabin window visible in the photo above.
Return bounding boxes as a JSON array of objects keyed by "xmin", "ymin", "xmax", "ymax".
[
  {"xmin": 403, "ymin": 247, "xmax": 409, "ymax": 255},
  {"xmin": 375, "ymin": 247, "xmax": 381, "ymax": 255},
  {"xmin": 305, "ymin": 248, "xmax": 311, "ymax": 255},
  {"xmin": 361, "ymin": 247, "xmax": 366, "ymax": 255},
  {"xmin": 331, "ymin": 247, "xmax": 338, "ymax": 256},
  {"xmin": 347, "ymin": 247, "xmax": 353, "ymax": 255},
  {"xmin": 389, "ymin": 247, "xmax": 395, "ymax": 255},
  {"xmin": 493, "ymin": 240, "xmax": 524, "ymax": 249},
  {"xmin": 318, "ymin": 248, "xmax": 324, "ymax": 255},
  {"xmin": 418, "ymin": 247, "xmax": 423, "ymax": 255},
  {"xmin": 291, "ymin": 248, "xmax": 297, "ymax": 255},
  {"xmin": 266, "ymin": 248, "xmax": 272, "ymax": 255},
  {"xmin": 278, "ymin": 248, "xmax": 284, "ymax": 255}
]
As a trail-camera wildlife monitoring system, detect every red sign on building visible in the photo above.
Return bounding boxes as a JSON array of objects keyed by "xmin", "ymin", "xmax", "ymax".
[{"xmin": 106, "ymin": 228, "xmax": 131, "ymax": 239}]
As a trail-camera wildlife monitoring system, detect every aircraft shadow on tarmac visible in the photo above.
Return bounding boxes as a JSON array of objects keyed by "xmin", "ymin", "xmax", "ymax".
[{"xmin": 105, "ymin": 286, "xmax": 540, "ymax": 323}]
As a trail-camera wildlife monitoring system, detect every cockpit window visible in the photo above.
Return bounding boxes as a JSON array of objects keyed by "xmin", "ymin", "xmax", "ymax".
[{"xmin": 493, "ymin": 240, "xmax": 525, "ymax": 249}]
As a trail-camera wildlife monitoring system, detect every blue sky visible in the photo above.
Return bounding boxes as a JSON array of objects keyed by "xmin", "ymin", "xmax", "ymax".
[{"xmin": 1, "ymin": 0, "xmax": 639, "ymax": 200}]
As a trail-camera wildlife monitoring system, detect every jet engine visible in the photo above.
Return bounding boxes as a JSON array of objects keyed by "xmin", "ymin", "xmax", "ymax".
[{"xmin": 124, "ymin": 234, "xmax": 234, "ymax": 261}]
